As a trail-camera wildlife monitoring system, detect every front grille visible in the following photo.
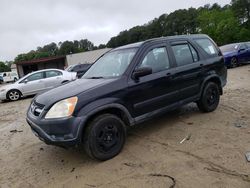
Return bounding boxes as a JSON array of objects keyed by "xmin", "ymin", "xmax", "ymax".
[{"xmin": 31, "ymin": 101, "xmax": 45, "ymax": 117}]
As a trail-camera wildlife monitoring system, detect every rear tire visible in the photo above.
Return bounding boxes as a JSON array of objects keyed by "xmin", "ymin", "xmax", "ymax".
[
  {"xmin": 197, "ymin": 82, "xmax": 220, "ymax": 113},
  {"xmin": 7, "ymin": 90, "xmax": 21, "ymax": 101},
  {"xmin": 83, "ymin": 114, "xmax": 126, "ymax": 161}
]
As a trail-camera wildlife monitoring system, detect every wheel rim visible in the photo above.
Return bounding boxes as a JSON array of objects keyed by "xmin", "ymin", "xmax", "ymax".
[
  {"xmin": 9, "ymin": 91, "xmax": 19, "ymax": 101},
  {"xmin": 231, "ymin": 58, "xmax": 237, "ymax": 67},
  {"xmin": 206, "ymin": 87, "xmax": 218, "ymax": 106},
  {"xmin": 96, "ymin": 124, "xmax": 120, "ymax": 153}
]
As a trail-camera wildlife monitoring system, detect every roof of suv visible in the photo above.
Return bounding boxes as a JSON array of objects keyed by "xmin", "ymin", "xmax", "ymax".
[{"xmin": 113, "ymin": 34, "xmax": 209, "ymax": 51}]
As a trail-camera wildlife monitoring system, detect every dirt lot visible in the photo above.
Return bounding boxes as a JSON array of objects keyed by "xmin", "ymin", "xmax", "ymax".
[{"xmin": 0, "ymin": 65, "xmax": 250, "ymax": 188}]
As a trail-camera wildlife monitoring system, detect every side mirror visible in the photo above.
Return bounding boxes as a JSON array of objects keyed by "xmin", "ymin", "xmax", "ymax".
[
  {"xmin": 24, "ymin": 79, "xmax": 28, "ymax": 84},
  {"xmin": 133, "ymin": 67, "xmax": 152, "ymax": 80}
]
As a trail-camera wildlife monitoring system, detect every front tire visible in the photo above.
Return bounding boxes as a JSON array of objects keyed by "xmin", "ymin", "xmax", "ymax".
[
  {"xmin": 230, "ymin": 57, "xmax": 238, "ymax": 68},
  {"xmin": 197, "ymin": 82, "xmax": 220, "ymax": 113},
  {"xmin": 7, "ymin": 90, "xmax": 21, "ymax": 101},
  {"xmin": 83, "ymin": 114, "xmax": 126, "ymax": 161}
]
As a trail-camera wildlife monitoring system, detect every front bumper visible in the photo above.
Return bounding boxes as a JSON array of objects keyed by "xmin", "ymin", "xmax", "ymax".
[
  {"xmin": 26, "ymin": 107, "xmax": 86, "ymax": 148},
  {"xmin": 0, "ymin": 91, "xmax": 7, "ymax": 100}
]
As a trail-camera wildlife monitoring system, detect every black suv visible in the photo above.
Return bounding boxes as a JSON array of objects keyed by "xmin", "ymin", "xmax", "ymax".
[{"xmin": 27, "ymin": 34, "xmax": 227, "ymax": 160}]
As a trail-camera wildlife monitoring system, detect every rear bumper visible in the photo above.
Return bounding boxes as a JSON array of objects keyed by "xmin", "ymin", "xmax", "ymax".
[{"xmin": 26, "ymin": 108, "xmax": 86, "ymax": 148}]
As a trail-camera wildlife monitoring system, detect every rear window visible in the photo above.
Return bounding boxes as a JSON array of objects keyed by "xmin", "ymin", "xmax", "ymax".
[{"xmin": 195, "ymin": 38, "xmax": 219, "ymax": 56}]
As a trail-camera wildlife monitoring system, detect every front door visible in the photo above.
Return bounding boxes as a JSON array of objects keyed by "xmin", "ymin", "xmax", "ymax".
[
  {"xmin": 127, "ymin": 44, "xmax": 179, "ymax": 119},
  {"xmin": 20, "ymin": 72, "xmax": 45, "ymax": 95}
]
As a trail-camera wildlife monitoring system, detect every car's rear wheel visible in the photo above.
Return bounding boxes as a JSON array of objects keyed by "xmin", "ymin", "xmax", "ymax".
[
  {"xmin": 230, "ymin": 57, "xmax": 238, "ymax": 68},
  {"xmin": 7, "ymin": 90, "xmax": 21, "ymax": 101},
  {"xmin": 83, "ymin": 114, "xmax": 126, "ymax": 161},
  {"xmin": 197, "ymin": 82, "xmax": 220, "ymax": 113}
]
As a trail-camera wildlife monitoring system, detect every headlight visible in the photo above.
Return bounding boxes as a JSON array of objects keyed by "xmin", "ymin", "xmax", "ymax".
[{"xmin": 45, "ymin": 96, "xmax": 78, "ymax": 119}]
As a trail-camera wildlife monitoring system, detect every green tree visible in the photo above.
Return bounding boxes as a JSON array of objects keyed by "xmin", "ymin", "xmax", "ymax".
[
  {"xmin": 0, "ymin": 62, "xmax": 11, "ymax": 72},
  {"xmin": 231, "ymin": 0, "xmax": 250, "ymax": 25},
  {"xmin": 198, "ymin": 8, "xmax": 242, "ymax": 45},
  {"xmin": 37, "ymin": 42, "xmax": 58, "ymax": 56}
]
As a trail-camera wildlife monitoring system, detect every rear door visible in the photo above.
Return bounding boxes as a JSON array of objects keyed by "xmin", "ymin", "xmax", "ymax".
[
  {"xmin": 44, "ymin": 70, "xmax": 63, "ymax": 89},
  {"xmin": 169, "ymin": 40, "xmax": 204, "ymax": 101},
  {"xmin": 238, "ymin": 43, "xmax": 249, "ymax": 63},
  {"xmin": 245, "ymin": 43, "xmax": 250, "ymax": 62}
]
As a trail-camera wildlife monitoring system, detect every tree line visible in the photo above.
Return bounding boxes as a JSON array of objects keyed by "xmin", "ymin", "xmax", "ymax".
[
  {"xmin": 14, "ymin": 39, "xmax": 106, "ymax": 63},
  {"xmin": 1, "ymin": 0, "xmax": 249, "ymax": 71},
  {"xmin": 107, "ymin": 0, "xmax": 250, "ymax": 48}
]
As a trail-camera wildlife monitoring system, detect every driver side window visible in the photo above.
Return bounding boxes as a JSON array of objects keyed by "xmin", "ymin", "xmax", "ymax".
[
  {"xmin": 26, "ymin": 72, "xmax": 44, "ymax": 82},
  {"xmin": 139, "ymin": 47, "xmax": 170, "ymax": 73}
]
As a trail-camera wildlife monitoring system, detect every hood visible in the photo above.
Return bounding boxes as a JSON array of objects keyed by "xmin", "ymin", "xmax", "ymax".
[
  {"xmin": 222, "ymin": 51, "xmax": 237, "ymax": 57},
  {"xmin": 35, "ymin": 78, "xmax": 115, "ymax": 107}
]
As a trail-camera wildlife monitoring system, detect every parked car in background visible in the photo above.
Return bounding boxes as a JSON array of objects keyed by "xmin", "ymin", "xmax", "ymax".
[
  {"xmin": 220, "ymin": 42, "xmax": 250, "ymax": 68},
  {"xmin": 0, "ymin": 72, "xmax": 19, "ymax": 83},
  {"xmin": 27, "ymin": 34, "xmax": 227, "ymax": 161},
  {"xmin": 0, "ymin": 75, "xmax": 3, "ymax": 84},
  {"xmin": 66, "ymin": 64, "xmax": 92, "ymax": 78},
  {"xmin": 0, "ymin": 69, "xmax": 76, "ymax": 101}
]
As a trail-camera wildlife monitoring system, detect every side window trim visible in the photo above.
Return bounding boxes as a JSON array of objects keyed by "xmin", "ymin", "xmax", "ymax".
[{"xmin": 188, "ymin": 43, "xmax": 199, "ymax": 62}]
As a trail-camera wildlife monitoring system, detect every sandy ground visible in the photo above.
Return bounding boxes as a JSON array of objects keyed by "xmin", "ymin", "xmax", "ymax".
[{"xmin": 0, "ymin": 65, "xmax": 250, "ymax": 188}]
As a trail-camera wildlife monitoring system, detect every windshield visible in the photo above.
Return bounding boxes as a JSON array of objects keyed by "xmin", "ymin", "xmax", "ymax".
[
  {"xmin": 220, "ymin": 44, "xmax": 239, "ymax": 53},
  {"xmin": 83, "ymin": 48, "xmax": 137, "ymax": 79}
]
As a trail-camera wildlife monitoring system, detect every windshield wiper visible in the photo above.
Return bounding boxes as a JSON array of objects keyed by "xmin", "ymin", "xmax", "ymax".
[{"xmin": 87, "ymin": 76, "xmax": 104, "ymax": 79}]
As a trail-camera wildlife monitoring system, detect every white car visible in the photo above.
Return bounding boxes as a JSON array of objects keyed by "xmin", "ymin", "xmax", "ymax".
[
  {"xmin": 0, "ymin": 72, "xmax": 19, "ymax": 83},
  {"xmin": 0, "ymin": 69, "xmax": 77, "ymax": 101}
]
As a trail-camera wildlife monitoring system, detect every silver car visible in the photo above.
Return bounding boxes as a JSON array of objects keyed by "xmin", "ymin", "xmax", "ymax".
[{"xmin": 0, "ymin": 69, "xmax": 77, "ymax": 101}]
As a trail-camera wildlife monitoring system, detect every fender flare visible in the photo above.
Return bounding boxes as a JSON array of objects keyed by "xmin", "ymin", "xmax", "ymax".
[
  {"xmin": 76, "ymin": 100, "xmax": 135, "ymax": 141},
  {"xmin": 199, "ymin": 74, "xmax": 222, "ymax": 97}
]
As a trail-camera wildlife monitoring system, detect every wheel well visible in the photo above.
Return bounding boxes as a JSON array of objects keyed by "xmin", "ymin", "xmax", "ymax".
[
  {"xmin": 80, "ymin": 107, "xmax": 131, "ymax": 143},
  {"xmin": 204, "ymin": 77, "xmax": 222, "ymax": 95},
  {"xmin": 62, "ymin": 80, "xmax": 69, "ymax": 84},
  {"xmin": 231, "ymin": 56, "xmax": 237, "ymax": 61},
  {"xmin": 84, "ymin": 108, "xmax": 131, "ymax": 127}
]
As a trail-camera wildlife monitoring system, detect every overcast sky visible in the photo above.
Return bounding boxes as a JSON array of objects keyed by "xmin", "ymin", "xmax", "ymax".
[{"xmin": 0, "ymin": 0, "xmax": 230, "ymax": 61}]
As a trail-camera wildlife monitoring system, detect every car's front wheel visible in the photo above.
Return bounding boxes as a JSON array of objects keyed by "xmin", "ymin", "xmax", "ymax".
[
  {"xmin": 230, "ymin": 57, "xmax": 238, "ymax": 68},
  {"xmin": 83, "ymin": 114, "xmax": 126, "ymax": 161},
  {"xmin": 197, "ymin": 82, "xmax": 220, "ymax": 113},
  {"xmin": 7, "ymin": 90, "xmax": 21, "ymax": 101}
]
